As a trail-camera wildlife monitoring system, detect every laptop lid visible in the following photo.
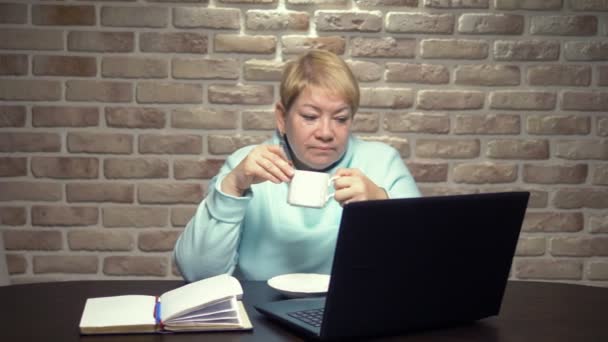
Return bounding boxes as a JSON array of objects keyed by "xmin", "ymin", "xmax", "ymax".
[{"xmin": 256, "ymin": 191, "xmax": 530, "ymax": 340}]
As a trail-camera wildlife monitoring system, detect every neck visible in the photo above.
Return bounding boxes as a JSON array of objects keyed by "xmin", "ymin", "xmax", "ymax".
[{"xmin": 281, "ymin": 133, "xmax": 344, "ymax": 172}]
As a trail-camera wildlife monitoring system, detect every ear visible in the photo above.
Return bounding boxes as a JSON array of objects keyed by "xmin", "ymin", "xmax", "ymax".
[{"xmin": 275, "ymin": 102, "xmax": 287, "ymax": 135}]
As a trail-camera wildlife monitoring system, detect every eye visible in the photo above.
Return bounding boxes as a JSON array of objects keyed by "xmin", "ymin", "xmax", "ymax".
[
  {"xmin": 301, "ymin": 113, "xmax": 318, "ymax": 121},
  {"xmin": 334, "ymin": 116, "xmax": 350, "ymax": 124}
]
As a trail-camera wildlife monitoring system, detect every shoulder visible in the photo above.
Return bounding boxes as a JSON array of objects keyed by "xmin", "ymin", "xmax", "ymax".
[{"xmin": 349, "ymin": 136, "xmax": 402, "ymax": 160}]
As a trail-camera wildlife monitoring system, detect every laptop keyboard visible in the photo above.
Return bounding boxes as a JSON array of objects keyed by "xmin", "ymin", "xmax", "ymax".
[{"xmin": 287, "ymin": 308, "xmax": 324, "ymax": 327}]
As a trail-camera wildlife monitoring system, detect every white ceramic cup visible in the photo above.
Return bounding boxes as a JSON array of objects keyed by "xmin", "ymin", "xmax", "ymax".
[{"xmin": 287, "ymin": 170, "xmax": 338, "ymax": 208}]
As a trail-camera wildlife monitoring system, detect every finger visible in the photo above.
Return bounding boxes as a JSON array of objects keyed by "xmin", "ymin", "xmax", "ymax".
[
  {"xmin": 267, "ymin": 145, "xmax": 292, "ymax": 163},
  {"xmin": 258, "ymin": 156, "xmax": 291, "ymax": 183},
  {"xmin": 265, "ymin": 151, "xmax": 295, "ymax": 178}
]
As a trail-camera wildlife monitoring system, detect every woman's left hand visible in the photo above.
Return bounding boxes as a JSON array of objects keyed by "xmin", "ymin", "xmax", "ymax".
[{"xmin": 333, "ymin": 168, "xmax": 388, "ymax": 206}]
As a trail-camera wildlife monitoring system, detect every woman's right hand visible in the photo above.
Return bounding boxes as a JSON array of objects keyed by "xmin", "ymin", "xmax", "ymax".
[{"xmin": 221, "ymin": 145, "xmax": 295, "ymax": 197}]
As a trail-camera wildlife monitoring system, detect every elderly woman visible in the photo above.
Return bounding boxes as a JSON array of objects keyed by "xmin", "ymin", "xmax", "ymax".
[{"xmin": 174, "ymin": 50, "xmax": 420, "ymax": 282}]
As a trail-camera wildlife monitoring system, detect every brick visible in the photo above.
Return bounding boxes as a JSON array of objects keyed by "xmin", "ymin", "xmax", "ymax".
[
  {"xmin": 140, "ymin": 32, "xmax": 207, "ymax": 53},
  {"xmin": 0, "ymin": 106, "xmax": 25, "ymax": 127},
  {"xmin": 137, "ymin": 82, "xmax": 202, "ymax": 104},
  {"xmin": 555, "ymin": 140, "xmax": 608, "ymax": 160},
  {"xmin": 242, "ymin": 110, "xmax": 275, "ymax": 130},
  {"xmin": 360, "ymin": 87, "xmax": 413, "ymax": 109},
  {"xmin": 452, "ymin": 162, "xmax": 517, "ymax": 184},
  {"xmin": 101, "ymin": 6, "xmax": 167, "ymax": 28},
  {"xmin": 104, "ymin": 158, "xmax": 169, "ymax": 179},
  {"xmin": 139, "ymin": 134, "xmax": 202, "ymax": 154},
  {"xmin": 0, "ymin": 133, "xmax": 61, "ymax": 152},
  {"xmin": 590, "ymin": 213, "xmax": 608, "ymax": 233},
  {"xmin": 351, "ymin": 112, "xmax": 380, "ymax": 132},
  {"xmin": 68, "ymin": 31, "xmax": 134, "ymax": 52},
  {"xmin": 550, "ymin": 237, "xmax": 594, "ymax": 257},
  {"xmin": 405, "ymin": 161, "xmax": 448, "ymax": 182},
  {"xmin": 172, "ymin": 58, "xmax": 239, "ymax": 80},
  {"xmin": 69, "ymin": 230, "xmax": 134, "ymax": 251},
  {"xmin": 458, "ymin": 14, "xmax": 523, "ymax": 34},
  {"xmin": 174, "ymin": 159, "xmax": 224, "ymax": 180},
  {"xmin": 0, "ymin": 207, "xmax": 26, "ymax": 226},
  {"xmin": 0, "ymin": 3, "xmax": 27, "ymax": 24},
  {"xmin": 594, "ymin": 164, "xmax": 608, "ymax": 185},
  {"xmin": 417, "ymin": 90, "xmax": 484, "ymax": 110},
  {"xmin": 564, "ymin": 41, "xmax": 608, "ymax": 61},
  {"xmin": 67, "ymin": 183, "xmax": 134, "ymax": 203},
  {"xmin": 215, "ymin": 34, "xmax": 276, "ymax": 54},
  {"xmin": 66, "ymin": 80, "xmax": 133, "ymax": 103},
  {"xmin": 32, "ymin": 157, "xmax": 98, "ymax": 179},
  {"xmin": 32, "ymin": 206, "xmax": 97, "ymax": 227},
  {"xmin": 454, "ymin": 114, "xmax": 520, "ymax": 135},
  {"xmin": 287, "ymin": 0, "xmax": 344, "ymax": 4},
  {"xmin": 102, "ymin": 57, "xmax": 168, "ymax": 78},
  {"xmin": 350, "ymin": 37, "xmax": 415, "ymax": 58},
  {"xmin": 384, "ymin": 112, "xmax": 449, "ymax": 133},
  {"xmin": 208, "ymin": 135, "xmax": 270, "ymax": 155},
  {"xmin": 67, "ymin": 132, "xmax": 133, "ymax": 154},
  {"xmin": 33, "ymin": 255, "xmax": 98, "ymax": 274},
  {"xmin": 0, "ymin": 29, "xmax": 63, "ymax": 51},
  {"xmin": 487, "ymin": 139, "xmax": 549, "ymax": 159},
  {"xmin": 103, "ymin": 256, "xmax": 167, "ymax": 276},
  {"xmin": 527, "ymin": 115, "xmax": 590, "ymax": 135},
  {"xmin": 424, "ymin": 0, "xmax": 488, "ymax": 8},
  {"xmin": 357, "ymin": 0, "xmax": 418, "ymax": 6},
  {"xmin": 174, "ymin": 7, "xmax": 240, "ymax": 29},
  {"xmin": 599, "ymin": 66, "xmax": 608, "ymax": 86},
  {"xmin": 495, "ymin": 0, "xmax": 562, "ymax": 10},
  {"xmin": 33, "ymin": 106, "xmax": 99, "ymax": 127},
  {"xmin": 0, "ymin": 182, "xmax": 61, "ymax": 202},
  {"xmin": 418, "ymin": 186, "xmax": 477, "ymax": 197},
  {"xmin": 360, "ymin": 135, "xmax": 411, "ymax": 158},
  {"xmin": 33, "ymin": 5, "xmax": 95, "ymax": 26},
  {"xmin": 570, "ymin": 0, "xmax": 608, "ymax": 11},
  {"xmin": 0, "ymin": 54, "xmax": 27, "ymax": 75},
  {"xmin": 386, "ymin": 13, "xmax": 453, "ymax": 34},
  {"xmin": 208, "ymin": 84, "xmax": 274, "ymax": 105},
  {"xmin": 282, "ymin": 36, "xmax": 346, "ymax": 55},
  {"xmin": 138, "ymin": 231, "xmax": 181, "ymax": 252},
  {"xmin": 454, "ymin": 64, "xmax": 520, "ymax": 86},
  {"xmin": 105, "ymin": 107, "xmax": 166, "ymax": 129},
  {"xmin": 243, "ymin": 60, "xmax": 285, "ymax": 81},
  {"xmin": 531, "ymin": 15, "xmax": 597, "ymax": 36},
  {"xmin": 515, "ymin": 237, "xmax": 546, "ymax": 257},
  {"xmin": 514, "ymin": 259, "xmax": 582, "ymax": 280},
  {"xmin": 346, "ymin": 60, "xmax": 382, "ymax": 82},
  {"xmin": 137, "ymin": 183, "xmax": 203, "ymax": 204},
  {"xmin": 494, "ymin": 40, "xmax": 560, "ymax": 61},
  {"xmin": 528, "ymin": 65, "xmax": 591, "ymax": 86},
  {"xmin": 0, "ymin": 157, "xmax": 26, "ymax": 177},
  {"xmin": 315, "ymin": 11, "xmax": 382, "ymax": 32},
  {"xmin": 386, "ymin": 63, "xmax": 449, "ymax": 84},
  {"xmin": 103, "ymin": 207, "xmax": 168, "ymax": 228},
  {"xmin": 415, "ymin": 139, "xmax": 480, "ymax": 158},
  {"xmin": 0, "ymin": 80, "xmax": 61, "ymax": 101},
  {"xmin": 553, "ymin": 188, "xmax": 608, "ymax": 209},
  {"xmin": 524, "ymin": 163, "xmax": 587, "ymax": 185},
  {"xmin": 171, "ymin": 108, "xmax": 238, "ymax": 129},
  {"xmin": 489, "ymin": 91, "xmax": 556, "ymax": 110},
  {"xmin": 587, "ymin": 262, "xmax": 608, "ymax": 281},
  {"xmin": 3, "ymin": 230, "xmax": 62, "ymax": 251},
  {"xmin": 562, "ymin": 91, "xmax": 608, "ymax": 111},
  {"xmin": 6, "ymin": 254, "xmax": 26, "ymax": 274},
  {"xmin": 525, "ymin": 190, "xmax": 549, "ymax": 208},
  {"xmin": 420, "ymin": 39, "xmax": 488, "ymax": 59},
  {"xmin": 246, "ymin": 10, "xmax": 308, "ymax": 31},
  {"xmin": 599, "ymin": 117, "xmax": 608, "ymax": 136},
  {"xmin": 171, "ymin": 207, "xmax": 197, "ymax": 227}
]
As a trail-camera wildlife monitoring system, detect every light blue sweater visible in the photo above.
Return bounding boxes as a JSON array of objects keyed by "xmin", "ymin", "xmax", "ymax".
[{"xmin": 174, "ymin": 133, "xmax": 420, "ymax": 281}]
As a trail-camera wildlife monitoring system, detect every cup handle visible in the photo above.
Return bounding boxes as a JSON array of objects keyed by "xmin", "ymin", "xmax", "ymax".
[{"xmin": 325, "ymin": 176, "xmax": 340, "ymax": 203}]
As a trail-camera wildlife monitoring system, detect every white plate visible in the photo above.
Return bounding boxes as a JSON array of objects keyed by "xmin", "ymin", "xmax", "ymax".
[{"xmin": 267, "ymin": 273, "xmax": 330, "ymax": 298}]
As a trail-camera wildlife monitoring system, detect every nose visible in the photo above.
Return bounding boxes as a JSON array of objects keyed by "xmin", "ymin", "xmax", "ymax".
[{"xmin": 315, "ymin": 117, "xmax": 334, "ymax": 141}]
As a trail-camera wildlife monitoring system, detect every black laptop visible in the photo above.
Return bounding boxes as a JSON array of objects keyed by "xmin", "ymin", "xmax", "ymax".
[{"xmin": 255, "ymin": 191, "xmax": 530, "ymax": 340}]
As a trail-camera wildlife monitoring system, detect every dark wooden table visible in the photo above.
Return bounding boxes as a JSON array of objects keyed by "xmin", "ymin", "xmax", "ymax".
[{"xmin": 1, "ymin": 279, "xmax": 607, "ymax": 341}]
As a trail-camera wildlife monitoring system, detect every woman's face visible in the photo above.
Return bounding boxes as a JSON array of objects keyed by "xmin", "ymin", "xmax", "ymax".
[{"xmin": 276, "ymin": 86, "xmax": 353, "ymax": 170}]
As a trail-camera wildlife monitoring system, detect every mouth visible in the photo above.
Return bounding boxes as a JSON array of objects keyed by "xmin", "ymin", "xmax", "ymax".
[{"xmin": 310, "ymin": 146, "xmax": 335, "ymax": 151}]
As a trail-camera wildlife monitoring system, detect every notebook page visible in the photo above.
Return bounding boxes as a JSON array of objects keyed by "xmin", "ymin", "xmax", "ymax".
[{"xmin": 79, "ymin": 295, "xmax": 157, "ymax": 328}]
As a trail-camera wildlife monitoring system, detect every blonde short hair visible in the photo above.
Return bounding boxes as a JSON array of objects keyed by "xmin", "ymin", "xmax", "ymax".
[{"xmin": 280, "ymin": 49, "xmax": 359, "ymax": 116}]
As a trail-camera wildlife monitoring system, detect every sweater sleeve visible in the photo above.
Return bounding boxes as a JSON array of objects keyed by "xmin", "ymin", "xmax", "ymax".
[
  {"xmin": 173, "ymin": 150, "xmax": 253, "ymax": 282},
  {"xmin": 380, "ymin": 147, "xmax": 421, "ymax": 199}
]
